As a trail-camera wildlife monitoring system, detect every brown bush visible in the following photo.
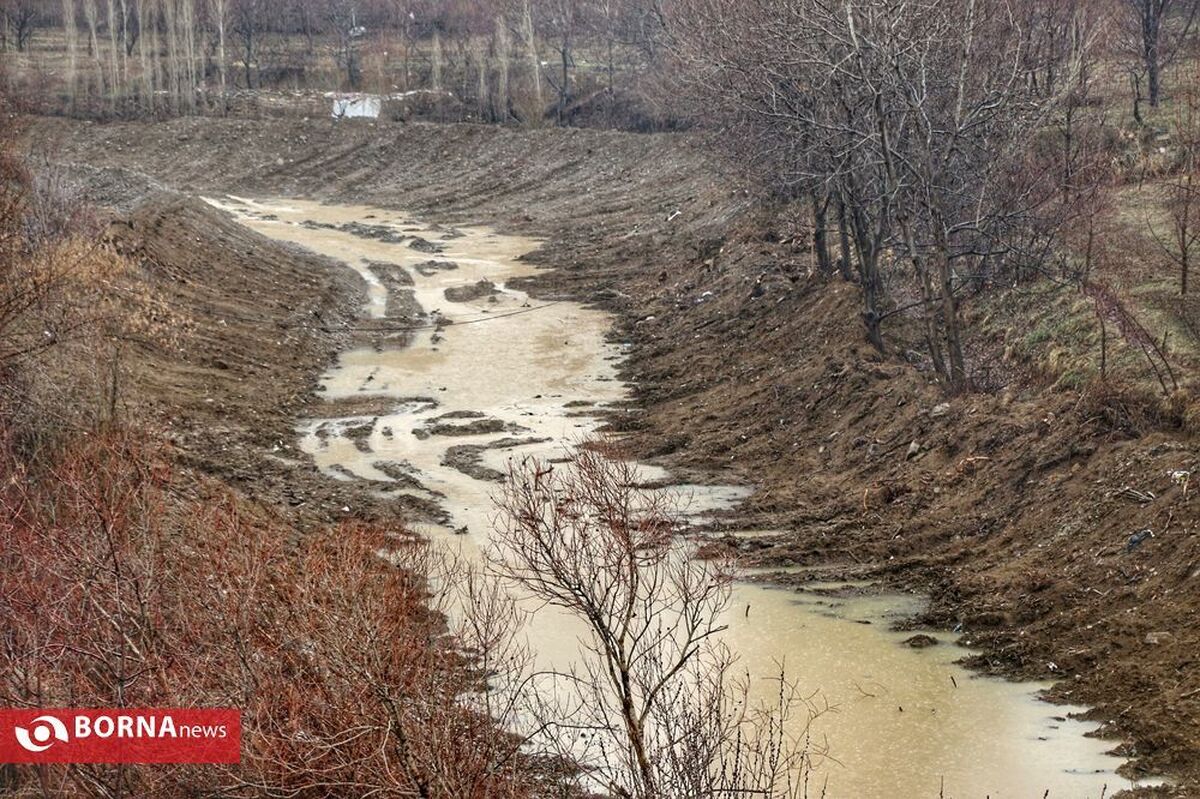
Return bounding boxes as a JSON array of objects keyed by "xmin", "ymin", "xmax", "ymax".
[{"xmin": 0, "ymin": 426, "xmax": 542, "ymax": 798}]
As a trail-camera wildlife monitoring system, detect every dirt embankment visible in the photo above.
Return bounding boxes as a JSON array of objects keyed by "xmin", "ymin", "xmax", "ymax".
[
  {"xmin": 98, "ymin": 193, "xmax": 407, "ymax": 526},
  {"xmin": 31, "ymin": 116, "xmax": 1200, "ymax": 794}
]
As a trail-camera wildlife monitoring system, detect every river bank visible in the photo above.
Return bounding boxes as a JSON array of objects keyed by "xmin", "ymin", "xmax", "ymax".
[{"xmin": 28, "ymin": 115, "xmax": 1199, "ymax": 795}]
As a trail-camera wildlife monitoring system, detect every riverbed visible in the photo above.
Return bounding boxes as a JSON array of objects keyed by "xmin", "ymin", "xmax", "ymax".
[{"xmin": 212, "ymin": 195, "xmax": 1150, "ymax": 799}]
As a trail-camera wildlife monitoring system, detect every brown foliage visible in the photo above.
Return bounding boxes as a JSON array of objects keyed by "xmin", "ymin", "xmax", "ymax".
[
  {"xmin": 0, "ymin": 95, "xmax": 173, "ymax": 456},
  {"xmin": 0, "ymin": 427, "xmax": 542, "ymax": 798}
]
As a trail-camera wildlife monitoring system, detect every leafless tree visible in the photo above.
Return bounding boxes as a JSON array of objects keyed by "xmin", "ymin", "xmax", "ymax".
[
  {"xmin": 494, "ymin": 14, "xmax": 511, "ymax": 120},
  {"xmin": 1116, "ymin": 0, "xmax": 1200, "ymax": 121},
  {"xmin": 663, "ymin": 0, "xmax": 1098, "ymax": 393},
  {"xmin": 209, "ymin": 0, "xmax": 229, "ymax": 107},
  {"xmin": 1149, "ymin": 59, "xmax": 1200, "ymax": 294},
  {"xmin": 230, "ymin": 0, "xmax": 267, "ymax": 88},
  {"xmin": 2, "ymin": 0, "xmax": 40, "ymax": 51},
  {"xmin": 520, "ymin": 0, "xmax": 543, "ymax": 124},
  {"xmin": 325, "ymin": 0, "xmax": 362, "ymax": 88},
  {"xmin": 533, "ymin": 0, "xmax": 581, "ymax": 125},
  {"xmin": 61, "ymin": 0, "xmax": 79, "ymax": 111},
  {"xmin": 492, "ymin": 447, "xmax": 818, "ymax": 798}
]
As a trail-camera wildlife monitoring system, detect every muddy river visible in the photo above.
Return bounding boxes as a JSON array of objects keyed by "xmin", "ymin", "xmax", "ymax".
[{"xmin": 213, "ymin": 196, "xmax": 1152, "ymax": 798}]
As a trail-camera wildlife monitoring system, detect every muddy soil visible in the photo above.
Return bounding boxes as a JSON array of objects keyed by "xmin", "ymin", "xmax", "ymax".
[
  {"xmin": 99, "ymin": 193, "xmax": 419, "ymax": 528},
  {"xmin": 30, "ymin": 115, "xmax": 1200, "ymax": 795}
]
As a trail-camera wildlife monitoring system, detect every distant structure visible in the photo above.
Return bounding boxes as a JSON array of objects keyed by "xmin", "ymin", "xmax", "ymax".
[{"xmin": 330, "ymin": 93, "xmax": 382, "ymax": 119}]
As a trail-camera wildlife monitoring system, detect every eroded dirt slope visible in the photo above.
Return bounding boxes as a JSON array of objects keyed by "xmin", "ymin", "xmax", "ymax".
[
  {"xmin": 32, "ymin": 116, "xmax": 1200, "ymax": 794},
  {"xmin": 99, "ymin": 193, "xmax": 400, "ymax": 526}
]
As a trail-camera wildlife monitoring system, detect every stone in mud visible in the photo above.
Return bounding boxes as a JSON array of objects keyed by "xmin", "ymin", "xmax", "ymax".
[
  {"xmin": 442, "ymin": 444, "xmax": 507, "ymax": 483},
  {"xmin": 364, "ymin": 260, "xmax": 414, "ymax": 286},
  {"xmin": 339, "ymin": 221, "xmax": 407, "ymax": 244},
  {"xmin": 327, "ymin": 464, "xmax": 360, "ymax": 481},
  {"xmin": 408, "ymin": 237, "xmax": 446, "ymax": 254},
  {"xmin": 444, "ymin": 280, "xmax": 499, "ymax": 303},
  {"xmin": 311, "ymin": 395, "xmax": 405, "ymax": 418},
  {"xmin": 441, "ymin": 436, "xmax": 553, "ymax": 483},
  {"xmin": 343, "ymin": 419, "xmax": 376, "ymax": 452},
  {"xmin": 414, "ymin": 259, "xmax": 459, "ymax": 276},
  {"xmin": 372, "ymin": 461, "xmax": 433, "ymax": 492},
  {"xmin": 414, "ymin": 417, "xmax": 516, "ymax": 438},
  {"xmin": 903, "ymin": 634, "xmax": 939, "ymax": 648},
  {"xmin": 431, "ymin": 224, "xmax": 465, "ymax": 239}
]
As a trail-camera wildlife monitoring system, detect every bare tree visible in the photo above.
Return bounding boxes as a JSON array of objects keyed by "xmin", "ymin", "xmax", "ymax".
[
  {"xmin": 62, "ymin": 0, "xmax": 79, "ymax": 112},
  {"xmin": 81, "ymin": 0, "xmax": 102, "ymax": 101},
  {"xmin": 664, "ymin": 0, "xmax": 1097, "ymax": 392},
  {"xmin": 521, "ymin": 0, "xmax": 542, "ymax": 124},
  {"xmin": 210, "ymin": 0, "xmax": 228, "ymax": 108},
  {"xmin": 1150, "ymin": 60, "xmax": 1200, "ymax": 294},
  {"xmin": 105, "ymin": 0, "xmax": 119, "ymax": 108},
  {"xmin": 492, "ymin": 447, "xmax": 817, "ymax": 798},
  {"xmin": 230, "ymin": 0, "xmax": 265, "ymax": 89},
  {"xmin": 534, "ymin": 0, "xmax": 580, "ymax": 125},
  {"xmin": 138, "ymin": 0, "xmax": 155, "ymax": 110},
  {"xmin": 326, "ymin": 0, "xmax": 362, "ymax": 89},
  {"xmin": 2, "ymin": 0, "xmax": 41, "ymax": 51},
  {"xmin": 495, "ymin": 14, "xmax": 511, "ymax": 121},
  {"xmin": 1117, "ymin": 0, "xmax": 1200, "ymax": 120}
]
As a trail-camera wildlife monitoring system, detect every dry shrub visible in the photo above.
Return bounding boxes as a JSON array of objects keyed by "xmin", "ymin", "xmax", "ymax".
[
  {"xmin": 0, "ymin": 231, "xmax": 173, "ymax": 459},
  {"xmin": 0, "ymin": 427, "xmax": 542, "ymax": 798},
  {"xmin": 1073, "ymin": 376, "xmax": 1186, "ymax": 436},
  {"xmin": 0, "ymin": 118, "xmax": 172, "ymax": 456},
  {"xmin": 492, "ymin": 447, "xmax": 819, "ymax": 799}
]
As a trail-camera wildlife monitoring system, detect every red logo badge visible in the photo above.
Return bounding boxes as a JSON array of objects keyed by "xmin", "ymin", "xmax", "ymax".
[{"xmin": 0, "ymin": 709, "xmax": 241, "ymax": 763}]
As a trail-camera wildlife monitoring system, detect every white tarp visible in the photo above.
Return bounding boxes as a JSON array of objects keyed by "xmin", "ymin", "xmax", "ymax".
[{"xmin": 331, "ymin": 94, "xmax": 381, "ymax": 119}]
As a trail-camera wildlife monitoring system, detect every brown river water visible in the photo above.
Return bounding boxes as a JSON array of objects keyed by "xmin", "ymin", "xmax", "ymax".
[{"xmin": 210, "ymin": 195, "xmax": 1157, "ymax": 799}]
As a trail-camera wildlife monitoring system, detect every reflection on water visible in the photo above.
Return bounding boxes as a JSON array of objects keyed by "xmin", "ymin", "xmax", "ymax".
[{"xmin": 214, "ymin": 196, "xmax": 1151, "ymax": 799}]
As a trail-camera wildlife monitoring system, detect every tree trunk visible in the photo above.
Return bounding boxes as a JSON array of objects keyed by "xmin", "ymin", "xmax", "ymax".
[
  {"xmin": 431, "ymin": 30, "xmax": 442, "ymax": 121},
  {"xmin": 1142, "ymin": 2, "xmax": 1161, "ymax": 107},
  {"xmin": 1132, "ymin": 73, "xmax": 1144, "ymax": 125},
  {"xmin": 138, "ymin": 0, "xmax": 153, "ymax": 111},
  {"xmin": 494, "ymin": 17, "xmax": 509, "ymax": 122},
  {"xmin": 63, "ymin": 0, "xmax": 79, "ymax": 113},
  {"xmin": 242, "ymin": 30, "xmax": 253, "ymax": 90},
  {"xmin": 523, "ymin": 0, "xmax": 542, "ymax": 125},
  {"xmin": 1147, "ymin": 52, "xmax": 1161, "ymax": 107},
  {"xmin": 213, "ymin": 0, "xmax": 226, "ymax": 111},
  {"xmin": 474, "ymin": 39, "xmax": 488, "ymax": 120},
  {"xmin": 163, "ymin": 0, "xmax": 178, "ymax": 113},
  {"xmin": 106, "ymin": 0, "xmax": 119, "ymax": 110},
  {"xmin": 119, "ymin": 0, "xmax": 128, "ymax": 83},
  {"xmin": 1098, "ymin": 309, "xmax": 1107, "ymax": 380},
  {"xmin": 558, "ymin": 43, "xmax": 569, "ymax": 125},
  {"xmin": 836, "ymin": 195, "xmax": 853, "ymax": 280},
  {"xmin": 846, "ymin": 201, "xmax": 884, "ymax": 351},
  {"xmin": 182, "ymin": 0, "xmax": 196, "ymax": 112},
  {"xmin": 811, "ymin": 189, "xmax": 832, "ymax": 275},
  {"xmin": 860, "ymin": 249, "xmax": 885, "ymax": 352},
  {"xmin": 932, "ymin": 207, "xmax": 967, "ymax": 391},
  {"xmin": 82, "ymin": 0, "xmax": 101, "ymax": 101}
]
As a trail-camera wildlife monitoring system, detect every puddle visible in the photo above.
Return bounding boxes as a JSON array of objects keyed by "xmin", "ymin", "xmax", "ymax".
[{"xmin": 216, "ymin": 196, "xmax": 1153, "ymax": 799}]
